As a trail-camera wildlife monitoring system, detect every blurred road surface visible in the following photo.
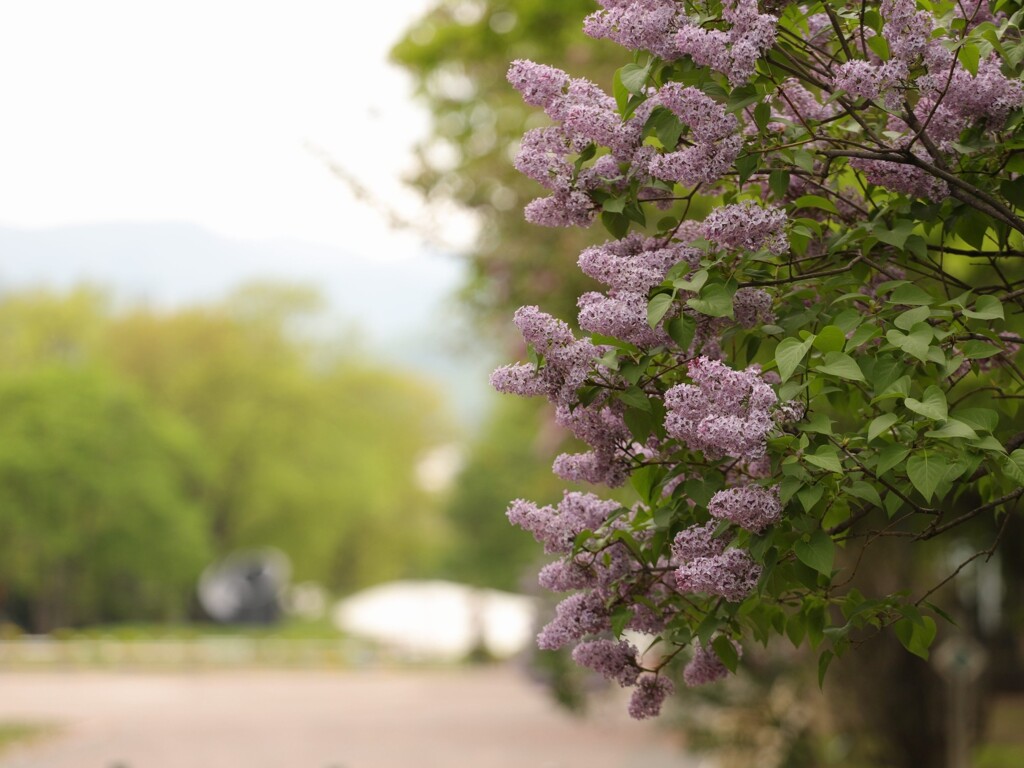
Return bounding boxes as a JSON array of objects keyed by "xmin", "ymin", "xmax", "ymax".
[{"xmin": 0, "ymin": 666, "xmax": 697, "ymax": 768}]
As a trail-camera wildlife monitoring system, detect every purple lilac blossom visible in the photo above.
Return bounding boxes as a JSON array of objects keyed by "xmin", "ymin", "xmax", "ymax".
[
  {"xmin": 506, "ymin": 491, "xmax": 620, "ymax": 555},
  {"xmin": 675, "ymin": 548, "xmax": 762, "ymax": 601},
  {"xmin": 683, "ymin": 639, "xmax": 739, "ymax": 686},
  {"xmin": 628, "ymin": 675, "xmax": 675, "ymax": 719},
  {"xmin": 733, "ymin": 287, "xmax": 775, "ymax": 328},
  {"xmin": 672, "ymin": 521, "xmax": 728, "ymax": 563},
  {"xmin": 537, "ymin": 591, "xmax": 610, "ymax": 650},
  {"xmin": 701, "ymin": 201, "xmax": 789, "ymax": 254},
  {"xmin": 663, "ymin": 356, "xmax": 779, "ymax": 460},
  {"xmin": 572, "ymin": 639, "xmax": 641, "ymax": 686},
  {"xmin": 707, "ymin": 485, "xmax": 783, "ymax": 532},
  {"xmin": 583, "ymin": 1, "xmax": 684, "ymax": 60}
]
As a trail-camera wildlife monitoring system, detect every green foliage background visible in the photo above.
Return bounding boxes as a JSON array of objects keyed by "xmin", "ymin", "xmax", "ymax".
[{"xmin": 0, "ymin": 285, "xmax": 455, "ymax": 632}]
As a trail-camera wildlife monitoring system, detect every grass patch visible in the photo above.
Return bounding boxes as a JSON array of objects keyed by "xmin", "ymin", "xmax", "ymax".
[
  {"xmin": 0, "ymin": 722, "xmax": 57, "ymax": 754},
  {"xmin": 975, "ymin": 743, "xmax": 1024, "ymax": 767}
]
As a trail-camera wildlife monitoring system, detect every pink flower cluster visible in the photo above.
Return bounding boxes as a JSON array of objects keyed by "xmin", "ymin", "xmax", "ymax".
[
  {"xmin": 701, "ymin": 201, "xmax": 789, "ymax": 255},
  {"xmin": 507, "ymin": 491, "xmax": 622, "ymax": 555},
  {"xmin": 648, "ymin": 83, "xmax": 743, "ymax": 187},
  {"xmin": 707, "ymin": 484, "xmax": 782, "ymax": 532},
  {"xmin": 830, "ymin": 0, "xmax": 1023, "ymax": 200},
  {"xmin": 628, "ymin": 675, "xmax": 675, "ymax": 719},
  {"xmin": 508, "ymin": 59, "xmax": 664, "ymax": 226},
  {"xmin": 552, "ymin": 403, "xmax": 635, "ymax": 487},
  {"xmin": 675, "ymin": 547, "xmax": 762, "ymax": 602},
  {"xmin": 674, "ymin": 0, "xmax": 779, "ymax": 84},
  {"xmin": 572, "ymin": 638, "xmax": 641, "ymax": 687},
  {"xmin": 489, "ymin": 306, "xmax": 599, "ymax": 406},
  {"xmin": 577, "ymin": 233, "xmax": 701, "ymax": 293},
  {"xmin": 664, "ymin": 356, "xmax": 779, "ymax": 460},
  {"xmin": 583, "ymin": 0, "xmax": 684, "ymax": 61},
  {"xmin": 683, "ymin": 639, "xmax": 740, "ymax": 687}
]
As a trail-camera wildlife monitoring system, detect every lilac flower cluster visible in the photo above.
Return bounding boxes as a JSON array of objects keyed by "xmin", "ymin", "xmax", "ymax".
[
  {"xmin": 683, "ymin": 639, "xmax": 740, "ymax": 687},
  {"xmin": 552, "ymin": 403, "xmax": 635, "ymax": 487},
  {"xmin": 733, "ymin": 288, "xmax": 775, "ymax": 328},
  {"xmin": 583, "ymin": 0, "xmax": 684, "ymax": 61},
  {"xmin": 572, "ymin": 638, "xmax": 641, "ymax": 687},
  {"xmin": 850, "ymin": 153, "xmax": 949, "ymax": 202},
  {"xmin": 537, "ymin": 591, "xmax": 611, "ymax": 650},
  {"xmin": 648, "ymin": 83, "xmax": 743, "ymax": 187},
  {"xmin": 628, "ymin": 675, "xmax": 675, "ymax": 719},
  {"xmin": 507, "ymin": 491, "xmax": 621, "ymax": 555},
  {"xmin": 577, "ymin": 233, "xmax": 701, "ymax": 293},
  {"xmin": 675, "ymin": 547, "xmax": 762, "ymax": 602},
  {"xmin": 707, "ymin": 484, "xmax": 782, "ymax": 532},
  {"xmin": 701, "ymin": 201, "xmax": 789, "ymax": 255},
  {"xmin": 829, "ymin": 0, "xmax": 1023, "ymax": 200},
  {"xmin": 664, "ymin": 356, "xmax": 779, "ymax": 460},
  {"xmin": 489, "ymin": 306, "xmax": 599, "ymax": 406},
  {"xmin": 675, "ymin": 0, "xmax": 779, "ymax": 84}
]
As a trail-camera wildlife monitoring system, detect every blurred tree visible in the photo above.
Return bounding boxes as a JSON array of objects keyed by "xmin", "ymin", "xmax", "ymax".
[
  {"xmin": 0, "ymin": 284, "xmax": 456, "ymax": 632},
  {"xmin": 0, "ymin": 368, "xmax": 209, "ymax": 632},
  {"xmin": 439, "ymin": 395, "xmax": 565, "ymax": 590},
  {"xmin": 103, "ymin": 284, "xmax": 454, "ymax": 591}
]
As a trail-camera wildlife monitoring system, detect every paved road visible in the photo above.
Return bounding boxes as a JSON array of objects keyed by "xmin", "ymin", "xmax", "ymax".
[{"xmin": 0, "ymin": 667, "xmax": 697, "ymax": 768}]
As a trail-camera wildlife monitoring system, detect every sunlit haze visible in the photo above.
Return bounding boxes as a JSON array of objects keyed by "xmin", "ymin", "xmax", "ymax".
[{"xmin": 0, "ymin": 1, "xmax": 476, "ymax": 334}]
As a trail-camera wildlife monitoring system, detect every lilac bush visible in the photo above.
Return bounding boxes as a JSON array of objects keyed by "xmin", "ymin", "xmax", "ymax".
[{"xmin": 494, "ymin": 0, "xmax": 1024, "ymax": 719}]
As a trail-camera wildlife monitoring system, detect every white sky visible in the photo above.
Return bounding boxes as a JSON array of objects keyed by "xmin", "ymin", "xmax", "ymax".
[{"xmin": 0, "ymin": 0, "xmax": 474, "ymax": 258}]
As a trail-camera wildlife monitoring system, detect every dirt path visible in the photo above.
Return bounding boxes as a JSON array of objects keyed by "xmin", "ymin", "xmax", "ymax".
[{"xmin": 0, "ymin": 667, "xmax": 697, "ymax": 768}]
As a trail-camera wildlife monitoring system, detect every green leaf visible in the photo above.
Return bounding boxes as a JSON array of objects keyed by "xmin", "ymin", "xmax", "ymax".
[
  {"xmin": 727, "ymin": 84, "xmax": 761, "ymax": 113},
  {"xmin": 1004, "ymin": 449, "xmax": 1024, "ymax": 485},
  {"xmin": 754, "ymin": 101, "xmax": 771, "ymax": 131},
  {"xmin": 895, "ymin": 615, "xmax": 937, "ymax": 660},
  {"xmin": 620, "ymin": 62, "xmax": 651, "ymax": 94},
  {"xmin": 795, "ymin": 530, "xmax": 835, "ymax": 576},
  {"xmin": 815, "ymin": 352, "xmax": 866, "ymax": 382},
  {"xmin": 925, "ymin": 419, "xmax": 979, "ymax": 440},
  {"xmin": 667, "ymin": 315, "xmax": 696, "ymax": 350},
  {"xmin": 673, "ymin": 268, "xmax": 708, "ymax": 293},
  {"xmin": 735, "ymin": 152, "xmax": 759, "ymax": 184},
  {"xmin": 868, "ymin": 413, "xmax": 899, "ymax": 442},
  {"xmin": 804, "ymin": 445, "xmax": 843, "ymax": 474},
  {"xmin": 876, "ymin": 445, "xmax": 910, "ymax": 476},
  {"xmin": 886, "ymin": 328, "xmax": 932, "ymax": 361},
  {"xmin": 812, "ymin": 325, "xmax": 846, "ymax": 353},
  {"xmin": 630, "ymin": 465, "xmax": 660, "ymax": 502},
  {"xmin": 962, "ymin": 294, "xmax": 1004, "ymax": 320},
  {"xmin": 647, "ymin": 293, "xmax": 674, "ymax": 328},
  {"xmin": 958, "ymin": 408, "xmax": 999, "ymax": 433},
  {"xmin": 904, "ymin": 386, "xmax": 948, "ymax": 421},
  {"xmin": 895, "ymin": 305, "xmax": 931, "ymax": 331},
  {"xmin": 644, "ymin": 106, "xmax": 684, "ymax": 150},
  {"xmin": 793, "ymin": 195, "xmax": 839, "ymax": 214},
  {"xmin": 888, "ymin": 284, "xmax": 935, "ymax": 305},
  {"xmin": 601, "ymin": 211, "xmax": 630, "ymax": 239},
  {"xmin": 712, "ymin": 635, "xmax": 739, "ymax": 672},
  {"xmin": 867, "ymin": 33, "xmax": 890, "ymax": 61},
  {"xmin": 961, "ymin": 340, "xmax": 1002, "ymax": 359},
  {"xmin": 818, "ymin": 649, "xmax": 834, "ymax": 688},
  {"xmin": 798, "ymin": 483, "xmax": 825, "ymax": 512},
  {"xmin": 958, "ymin": 40, "xmax": 981, "ymax": 76},
  {"xmin": 769, "ymin": 170, "xmax": 790, "ymax": 199},
  {"xmin": 907, "ymin": 450, "xmax": 949, "ymax": 502},
  {"xmin": 611, "ymin": 604, "xmax": 634, "ymax": 637},
  {"xmin": 848, "ymin": 480, "xmax": 883, "ymax": 508},
  {"xmin": 618, "ymin": 385, "xmax": 652, "ymax": 412},
  {"xmin": 874, "ymin": 220, "xmax": 915, "ymax": 249},
  {"xmin": 775, "ymin": 336, "xmax": 815, "ymax": 382},
  {"xmin": 686, "ymin": 283, "xmax": 735, "ymax": 318}
]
